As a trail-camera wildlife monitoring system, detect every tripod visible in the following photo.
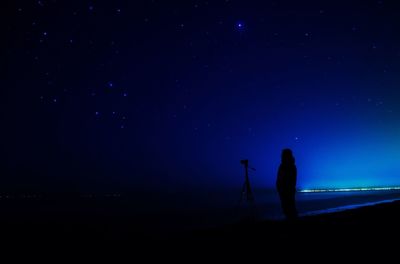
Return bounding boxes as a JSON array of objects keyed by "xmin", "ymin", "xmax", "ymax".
[{"xmin": 239, "ymin": 159, "xmax": 255, "ymax": 204}]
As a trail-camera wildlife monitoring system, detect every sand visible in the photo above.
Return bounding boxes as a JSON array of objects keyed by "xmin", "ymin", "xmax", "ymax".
[{"xmin": 1, "ymin": 198, "xmax": 400, "ymax": 258}]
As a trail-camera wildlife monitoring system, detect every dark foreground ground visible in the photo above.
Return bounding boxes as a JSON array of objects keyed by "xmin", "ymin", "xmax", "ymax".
[{"xmin": 1, "ymin": 198, "xmax": 400, "ymax": 259}]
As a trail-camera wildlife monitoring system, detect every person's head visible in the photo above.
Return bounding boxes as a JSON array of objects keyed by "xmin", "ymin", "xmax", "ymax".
[{"xmin": 281, "ymin": 148, "xmax": 295, "ymax": 164}]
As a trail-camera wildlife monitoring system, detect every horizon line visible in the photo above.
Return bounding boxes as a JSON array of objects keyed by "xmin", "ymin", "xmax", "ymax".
[{"xmin": 299, "ymin": 186, "xmax": 400, "ymax": 193}]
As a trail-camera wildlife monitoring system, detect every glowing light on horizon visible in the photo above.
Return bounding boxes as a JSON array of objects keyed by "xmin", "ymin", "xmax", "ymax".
[{"xmin": 300, "ymin": 186, "xmax": 400, "ymax": 193}]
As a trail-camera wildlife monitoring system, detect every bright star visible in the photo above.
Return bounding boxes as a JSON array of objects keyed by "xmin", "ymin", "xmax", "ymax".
[{"xmin": 236, "ymin": 21, "xmax": 245, "ymax": 31}]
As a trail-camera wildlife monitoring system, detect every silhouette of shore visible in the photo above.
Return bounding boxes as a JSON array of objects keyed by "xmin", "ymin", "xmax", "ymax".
[
  {"xmin": 1, "ymin": 197, "xmax": 400, "ymax": 252},
  {"xmin": 183, "ymin": 200, "xmax": 400, "ymax": 258}
]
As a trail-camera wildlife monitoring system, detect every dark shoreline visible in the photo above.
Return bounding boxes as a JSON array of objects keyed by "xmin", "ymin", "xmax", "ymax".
[
  {"xmin": 1, "ymin": 198, "xmax": 400, "ymax": 256},
  {"xmin": 198, "ymin": 200, "xmax": 400, "ymax": 250}
]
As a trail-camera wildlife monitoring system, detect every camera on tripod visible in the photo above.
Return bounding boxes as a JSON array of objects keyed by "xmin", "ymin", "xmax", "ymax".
[{"xmin": 240, "ymin": 159, "xmax": 249, "ymax": 166}]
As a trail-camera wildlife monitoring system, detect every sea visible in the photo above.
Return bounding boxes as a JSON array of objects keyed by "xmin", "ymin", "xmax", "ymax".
[
  {"xmin": 1, "ymin": 189, "xmax": 400, "ymax": 236},
  {"xmin": 131, "ymin": 188, "xmax": 400, "ymax": 233}
]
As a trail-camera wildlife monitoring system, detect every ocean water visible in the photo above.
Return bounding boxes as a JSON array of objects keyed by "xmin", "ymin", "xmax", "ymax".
[
  {"xmin": 147, "ymin": 188, "xmax": 400, "ymax": 232},
  {"xmin": 114, "ymin": 188, "xmax": 400, "ymax": 233},
  {"xmin": 2, "ymin": 189, "xmax": 400, "ymax": 236}
]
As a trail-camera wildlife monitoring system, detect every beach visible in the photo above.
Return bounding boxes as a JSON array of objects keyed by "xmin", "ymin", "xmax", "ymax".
[
  {"xmin": 1, "ymin": 190, "xmax": 400, "ymax": 250},
  {"xmin": 0, "ymin": 193, "xmax": 399, "ymax": 262},
  {"xmin": 182, "ymin": 199, "xmax": 400, "ymax": 260}
]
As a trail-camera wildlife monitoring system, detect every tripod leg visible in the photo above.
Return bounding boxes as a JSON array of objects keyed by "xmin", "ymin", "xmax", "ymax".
[{"xmin": 239, "ymin": 182, "xmax": 247, "ymax": 204}]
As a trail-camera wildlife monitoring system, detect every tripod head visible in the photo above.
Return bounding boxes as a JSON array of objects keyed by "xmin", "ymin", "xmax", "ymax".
[
  {"xmin": 240, "ymin": 159, "xmax": 256, "ymax": 171},
  {"xmin": 240, "ymin": 159, "xmax": 249, "ymax": 166}
]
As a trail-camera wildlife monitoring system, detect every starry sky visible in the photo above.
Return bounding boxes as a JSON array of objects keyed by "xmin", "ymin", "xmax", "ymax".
[{"xmin": 3, "ymin": 0, "xmax": 400, "ymax": 194}]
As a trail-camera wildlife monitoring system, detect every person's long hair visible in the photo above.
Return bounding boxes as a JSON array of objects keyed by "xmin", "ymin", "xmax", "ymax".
[{"xmin": 281, "ymin": 148, "xmax": 295, "ymax": 165}]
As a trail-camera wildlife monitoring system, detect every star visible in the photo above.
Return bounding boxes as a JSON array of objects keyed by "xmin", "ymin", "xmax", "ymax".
[{"xmin": 235, "ymin": 21, "xmax": 245, "ymax": 31}]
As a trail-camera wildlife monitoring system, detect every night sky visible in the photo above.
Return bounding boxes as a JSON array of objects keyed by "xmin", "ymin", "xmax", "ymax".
[{"xmin": 3, "ymin": 0, "xmax": 400, "ymax": 194}]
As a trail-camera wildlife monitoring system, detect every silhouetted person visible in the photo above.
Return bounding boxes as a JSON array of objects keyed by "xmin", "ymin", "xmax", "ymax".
[{"xmin": 276, "ymin": 148, "xmax": 298, "ymax": 220}]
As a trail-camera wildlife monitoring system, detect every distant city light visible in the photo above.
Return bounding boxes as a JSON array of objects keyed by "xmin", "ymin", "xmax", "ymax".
[{"xmin": 300, "ymin": 186, "xmax": 400, "ymax": 193}]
